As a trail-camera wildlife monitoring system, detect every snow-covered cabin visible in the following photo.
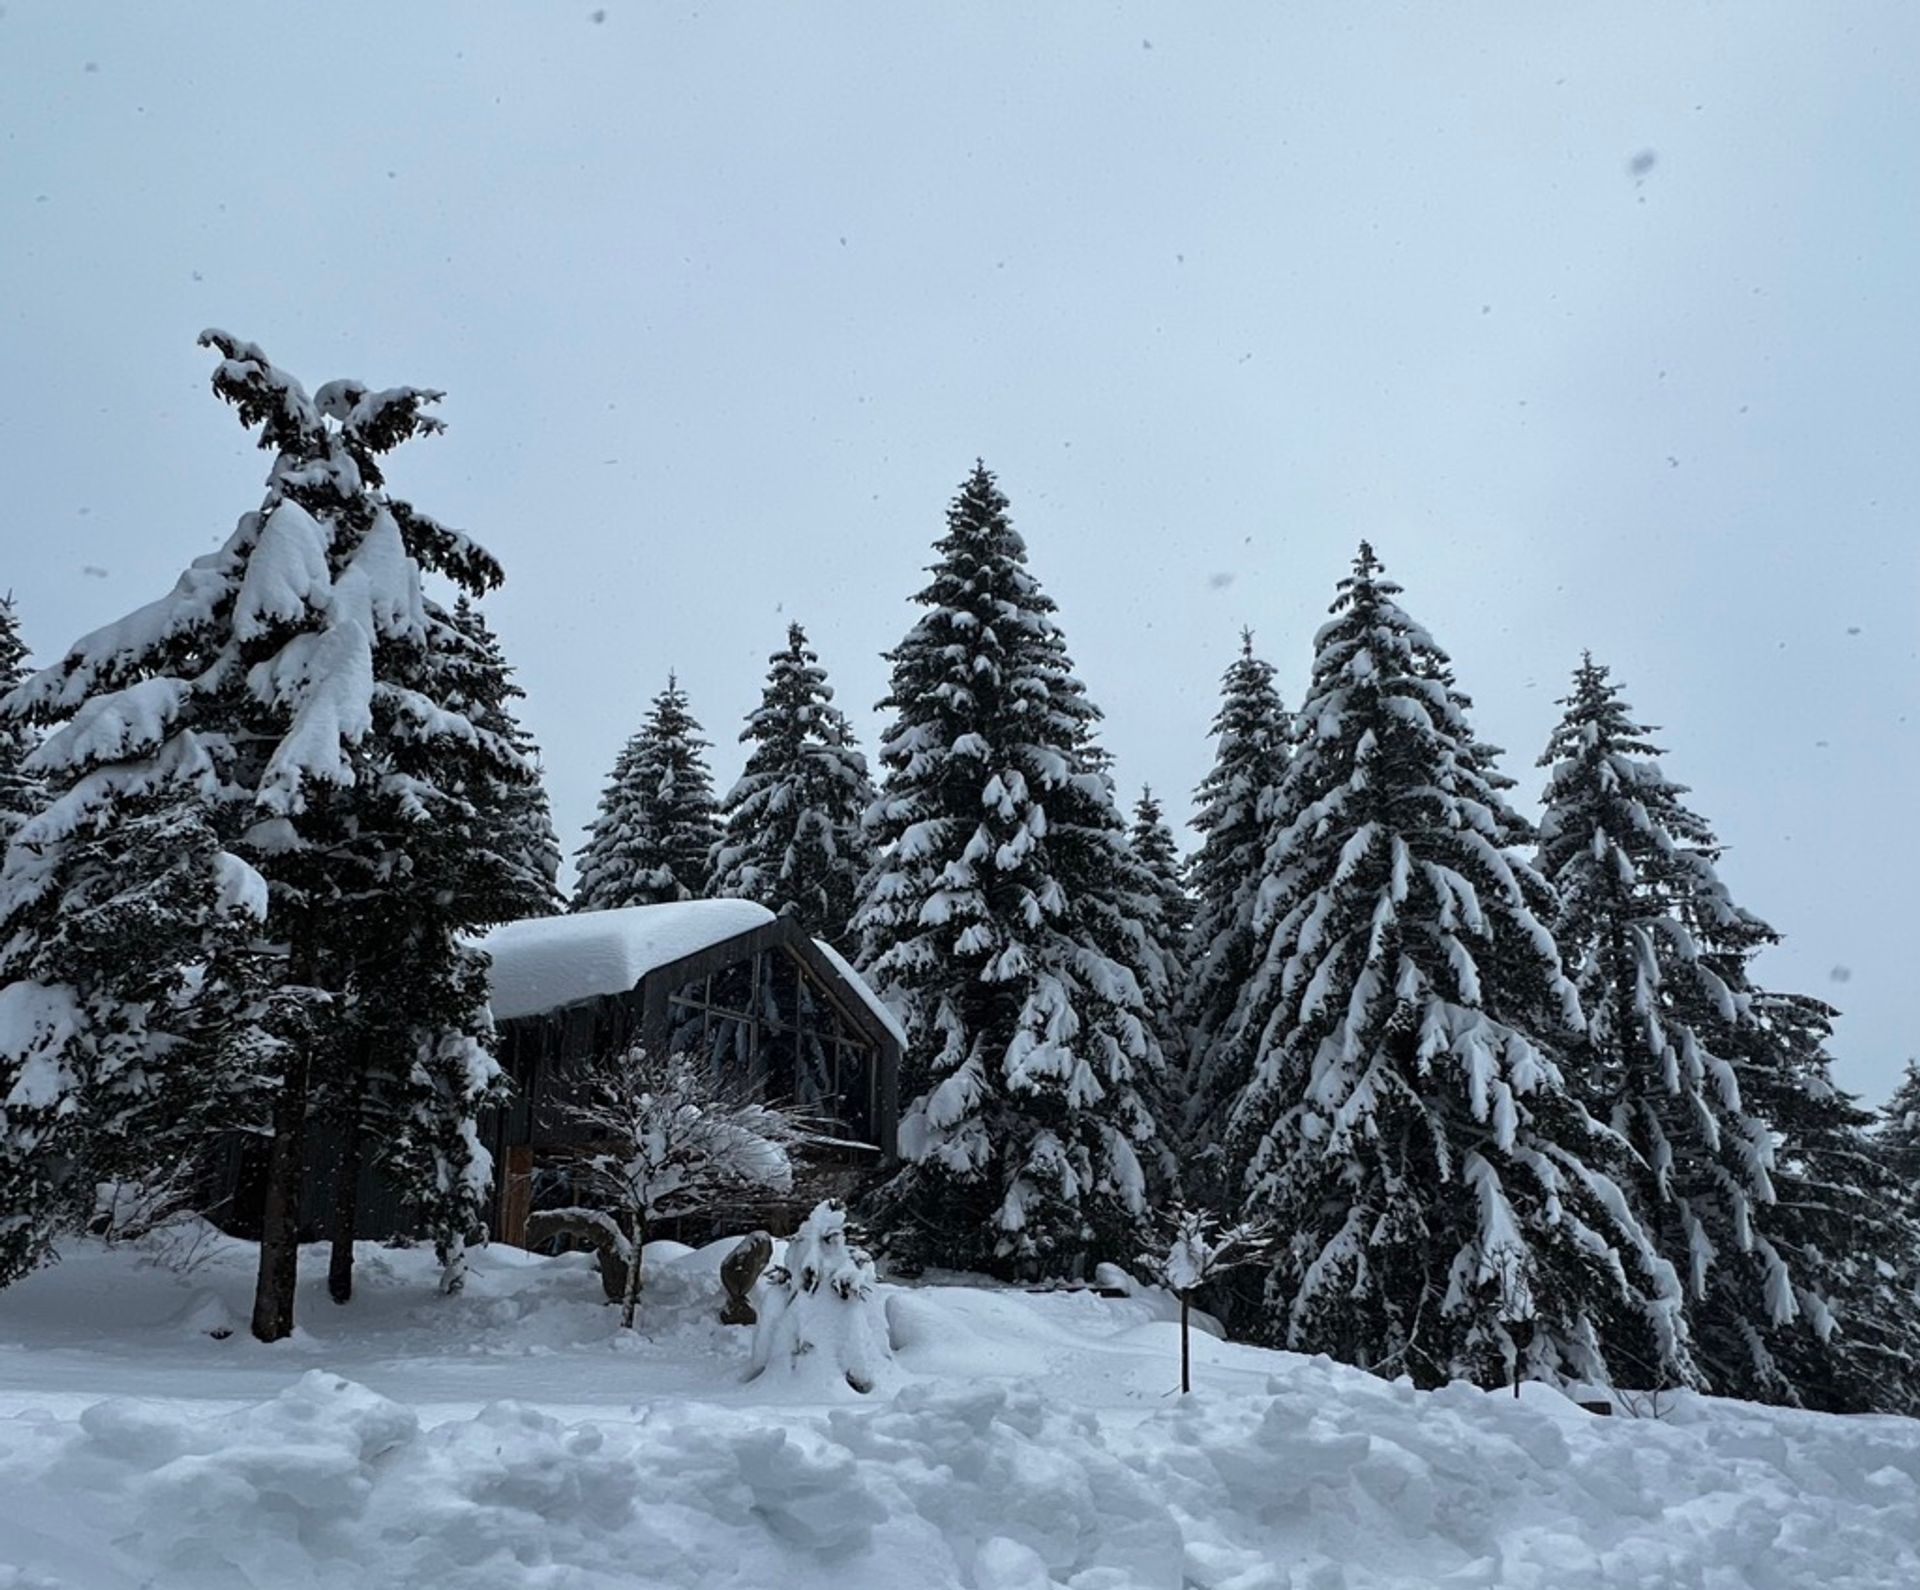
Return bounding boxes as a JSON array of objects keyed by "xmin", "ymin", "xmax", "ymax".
[{"xmin": 478, "ymin": 901, "xmax": 903, "ymax": 1246}]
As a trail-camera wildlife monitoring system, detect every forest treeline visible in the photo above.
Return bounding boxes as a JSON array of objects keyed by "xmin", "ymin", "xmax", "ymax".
[{"xmin": 2, "ymin": 335, "xmax": 1916, "ymax": 1414}]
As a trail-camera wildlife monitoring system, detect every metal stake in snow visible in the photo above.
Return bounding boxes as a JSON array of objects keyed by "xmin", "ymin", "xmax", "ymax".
[{"xmin": 1140, "ymin": 1209, "xmax": 1275, "ymax": 1394}]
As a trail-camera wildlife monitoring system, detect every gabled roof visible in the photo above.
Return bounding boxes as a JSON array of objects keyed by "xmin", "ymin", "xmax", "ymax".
[
  {"xmin": 811, "ymin": 937, "xmax": 907, "ymax": 1048},
  {"xmin": 479, "ymin": 900, "xmax": 776, "ymax": 1021}
]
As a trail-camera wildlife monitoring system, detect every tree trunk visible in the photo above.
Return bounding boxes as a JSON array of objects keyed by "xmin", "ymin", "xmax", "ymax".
[
  {"xmin": 252, "ymin": 920, "xmax": 321, "ymax": 1344},
  {"xmin": 251, "ymin": 1042, "xmax": 312, "ymax": 1342},
  {"xmin": 327, "ymin": 1076, "xmax": 365, "ymax": 1306},
  {"xmin": 1180, "ymin": 1291, "xmax": 1192, "ymax": 1395},
  {"xmin": 619, "ymin": 1210, "xmax": 646, "ymax": 1329}
]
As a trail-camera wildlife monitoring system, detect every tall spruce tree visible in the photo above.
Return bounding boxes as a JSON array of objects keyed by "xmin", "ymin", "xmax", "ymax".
[
  {"xmin": 1883, "ymin": 1060, "xmax": 1920, "ymax": 1191},
  {"xmin": 1181, "ymin": 632, "xmax": 1290, "ymax": 1153},
  {"xmin": 574, "ymin": 674, "xmax": 719, "ymax": 911},
  {"xmin": 1878, "ymin": 1060, "xmax": 1920, "ymax": 1370},
  {"xmin": 1131, "ymin": 787, "xmax": 1193, "ymax": 951},
  {"xmin": 711, "ymin": 622, "xmax": 875, "ymax": 953},
  {"xmin": 855, "ymin": 463, "xmax": 1168, "ymax": 1277},
  {"xmin": 1533, "ymin": 656, "xmax": 1909, "ymax": 1406},
  {"xmin": 444, "ymin": 597, "xmax": 564, "ymax": 922},
  {"xmin": 1128, "ymin": 787, "xmax": 1192, "ymax": 1147},
  {"xmin": 0, "ymin": 595, "xmax": 42, "ymax": 848},
  {"xmin": 319, "ymin": 593, "xmax": 560, "ymax": 1305},
  {"xmin": 1224, "ymin": 547, "xmax": 1688, "ymax": 1391},
  {"xmin": 1742, "ymin": 992, "xmax": 1920, "ymax": 1413},
  {"xmin": 0, "ymin": 333, "xmax": 520, "ymax": 1334}
]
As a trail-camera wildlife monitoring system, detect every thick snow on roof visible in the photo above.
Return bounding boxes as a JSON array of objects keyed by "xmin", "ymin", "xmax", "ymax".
[
  {"xmin": 812, "ymin": 938, "xmax": 907, "ymax": 1048},
  {"xmin": 480, "ymin": 900, "xmax": 776, "ymax": 1021}
]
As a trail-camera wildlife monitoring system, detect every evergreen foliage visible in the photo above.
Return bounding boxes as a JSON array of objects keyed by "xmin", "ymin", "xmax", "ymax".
[
  {"xmin": 1128, "ymin": 786, "xmax": 1192, "ymax": 1146},
  {"xmin": 0, "ymin": 332, "xmax": 519, "ymax": 1330},
  {"xmin": 574, "ymin": 675, "xmax": 719, "ymax": 911},
  {"xmin": 315, "ymin": 595, "xmax": 558, "ymax": 1303},
  {"xmin": 0, "ymin": 804, "xmax": 276, "ymax": 1286},
  {"xmin": 1224, "ymin": 547, "xmax": 1687, "ymax": 1391},
  {"xmin": 711, "ymin": 623, "xmax": 875, "ymax": 953},
  {"xmin": 1130, "ymin": 787, "xmax": 1192, "ymax": 950},
  {"xmin": 1741, "ymin": 991, "xmax": 1920, "ymax": 1413},
  {"xmin": 442, "ymin": 597, "xmax": 564, "ymax": 922},
  {"xmin": 1882, "ymin": 1060, "xmax": 1920, "ymax": 1190},
  {"xmin": 1535, "ymin": 656, "xmax": 1913, "ymax": 1408},
  {"xmin": 0, "ymin": 595, "xmax": 42, "ymax": 850},
  {"xmin": 1180, "ymin": 633, "xmax": 1290, "ymax": 1152},
  {"xmin": 855, "ymin": 462, "xmax": 1168, "ymax": 1278}
]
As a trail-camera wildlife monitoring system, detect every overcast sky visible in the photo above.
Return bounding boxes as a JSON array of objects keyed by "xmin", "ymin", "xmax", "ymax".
[{"xmin": 3, "ymin": 4, "xmax": 1914, "ymax": 1101}]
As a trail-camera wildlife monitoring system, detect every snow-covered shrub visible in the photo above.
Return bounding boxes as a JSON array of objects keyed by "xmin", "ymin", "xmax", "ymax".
[
  {"xmin": 1139, "ymin": 1208, "xmax": 1274, "ymax": 1392},
  {"xmin": 750, "ymin": 1200, "xmax": 892, "ymax": 1394},
  {"xmin": 555, "ymin": 1044, "xmax": 816, "ymax": 1327}
]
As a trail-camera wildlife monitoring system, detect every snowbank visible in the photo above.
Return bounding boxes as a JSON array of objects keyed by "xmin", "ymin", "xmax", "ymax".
[
  {"xmin": 6, "ymin": 1360, "xmax": 1916, "ymax": 1588},
  {"xmin": 0, "ymin": 1237, "xmax": 1915, "ymax": 1588},
  {"xmin": 478, "ymin": 900, "xmax": 775, "ymax": 1020}
]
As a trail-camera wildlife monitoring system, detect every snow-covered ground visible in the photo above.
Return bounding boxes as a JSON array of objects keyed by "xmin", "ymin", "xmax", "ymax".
[{"xmin": 0, "ymin": 1231, "xmax": 1914, "ymax": 1589}]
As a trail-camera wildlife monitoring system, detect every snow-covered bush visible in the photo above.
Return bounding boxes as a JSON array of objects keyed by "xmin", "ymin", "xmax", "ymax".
[
  {"xmin": 92, "ymin": 1171, "xmax": 196, "ymax": 1246},
  {"xmin": 555, "ymin": 1045, "xmax": 815, "ymax": 1327},
  {"xmin": 1139, "ymin": 1208, "xmax": 1274, "ymax": 1392},
  {"xmin": 749, "ymin": 1200, "xmax": 892, "ymax": 1394}
]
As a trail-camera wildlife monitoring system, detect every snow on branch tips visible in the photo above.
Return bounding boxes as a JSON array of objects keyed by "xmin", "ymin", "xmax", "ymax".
[
  {"xmin": 552, "ymin": 1044, "xmax": 819, "ymax": 1328},
  {"xmin": 750, "ymin": 1199, "xmax": 894, "ymax": 1395},
  {"xmin": 1140, "ymin": 1207, "xmax": 1277, "ymax": 1393}
]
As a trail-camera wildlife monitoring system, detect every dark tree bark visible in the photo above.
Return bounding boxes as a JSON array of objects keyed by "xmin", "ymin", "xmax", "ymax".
[
  {"xmin": 252, "ymin": 923, "xmax": 321, "ymax": 1343},
  {"xmin": 327, "ymin": 1074, "xmax": 365, "ymax": 1306},
  {"xmin": 1180, "ymin": 1291, "xmax": 1192, "ymax": 1395},
  {"xmin": 251, "ymin": 1043, "xmax": 311, "ymax": 1342}
]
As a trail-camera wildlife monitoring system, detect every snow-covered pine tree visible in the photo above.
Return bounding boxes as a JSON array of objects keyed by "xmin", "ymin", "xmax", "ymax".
[
  {"xmin": 0, "ymin": 333, "xmax": 520, "ymax": 1336},
  {"xmin": 1131, "ymin": 786, "xmax": 1193, "ymax": 952},
  {"xmin": 710, "ymin": 622, "xmax": 875, "ymax": 953},
  {"xmin": 443, "ymin": 597, "xmax": 564, "ymax": 922},
  {"xmin": 0, "ymin": 801, "xmax": 275, "ymax": 1287},
  {"xmin": 574, "ymin": 674, "xmax": 720, "ymax": 911},
  {"xmin": 1128, "ymin": 786, "xmax": 1192, "ymax": 1145},
  {"xmin": 1741, "ymin": 991, "xmax": 1920, "ymax": 1413},
  {"xmin": 1879, "ymin": 1060, "xmax": 1920, "ymax": 1366},
  {"xmin": 854, "ymin": 462, "xmax": 1167, "ymax": 1278},
  {"xmin": 1224, "ymin": 547, "xmax": 1689, "ymax": 1392},
  {"xmin": 1882, "ymin": 1060, "xmax": 1920, "ymax": 1191},
  {"xmin": 1180, "ymin": 632, "xmax": 1290, "ymax": 1156},
  {"xmin": 319, "ymin": 593, "xmax": 556, "ymax": 1304},
  {"xmin": 1534, "ymin": 656, "xmax": 1908, "ymax": 1408},
  {"xmin": 0, "ymin": 594, "xmax": 42, "ymax": 849}
]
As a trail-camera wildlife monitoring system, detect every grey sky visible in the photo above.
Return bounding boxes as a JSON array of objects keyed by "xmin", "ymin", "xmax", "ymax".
[{"xmin": 3, "ymin": 4, "xmax": 1914, "ymax": 1100}]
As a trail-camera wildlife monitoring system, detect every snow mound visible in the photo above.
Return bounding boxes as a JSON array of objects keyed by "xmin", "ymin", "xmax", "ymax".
[
  {"xmin": 0, "ymin": 1241, "xmax": 1916, "ymax": 1588},
  {"xmin": 752, "ymin": 1202, "xmax": 895, "ymax": 1396},
  {"xmin": 478, "ymin": 899, "xmax": 775, "ymax": 1020},
  {"xmin": 5, "ymin": 1365, "xmax": 1917, "ymax": 1589}
]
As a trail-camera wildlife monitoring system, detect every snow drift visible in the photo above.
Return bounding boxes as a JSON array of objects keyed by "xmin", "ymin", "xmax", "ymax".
[{"xmin": 0, "ymin": 1236, "xmax": 1914, "ymax": 1589}]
